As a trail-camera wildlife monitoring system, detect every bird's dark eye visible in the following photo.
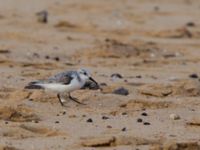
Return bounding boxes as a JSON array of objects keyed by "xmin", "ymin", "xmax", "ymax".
[{"xmin": 83, "ymin": 72, "xmax": 87, "ymax": 75}]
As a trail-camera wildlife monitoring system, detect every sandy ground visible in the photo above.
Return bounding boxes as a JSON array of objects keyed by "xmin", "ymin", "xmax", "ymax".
[{"xmin": 1, "ymin": 0, "xmax": 200, "ymax": 149}]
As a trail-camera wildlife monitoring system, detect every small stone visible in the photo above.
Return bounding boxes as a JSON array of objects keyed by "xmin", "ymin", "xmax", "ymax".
[
  {"xmin": 136, "ymin": 75, "xmax": 142, "ymax": 78},
  {"xmin": 186, "ymin": 22, "xmax": 195, "ymax": 27},
  {"xmin": 189, "ymin": 74, "xmax": 198, "ymax": 79},
  {"xmin": 87, "ymin": 118, "xmax": 93, "ymax": 123},
  {"xmin": 169, "ymin": 114, "xmax": 180, "ymax": 120},
  {"xmin": 36, "ymin": 10, "xmax": 48, "ymax": 23},
  {"xmin": 113, "ymin": 87, "xmax": 129, "ymax": 96},
  {"xmin": 45, "ymin": 55, "xmax": 50, "ymax": 59},
  {"xmin": 111, "ymin": 73, "xmax": 123, "ymax": 79},
  {"xmin": 54, "ymin": 57, "xmax": 60, "ymax": 61},
  {"xmin": 62, "ymin": 111, "xmax": 66, "ymax": 115},
  {"xmin": 122, "ymin": 112, "xmax": 127, "ymax": 115},
  {"xmin": 102, "ymin": 116, "xmax": 109, "ymax": 120},
  {"xmin": 55, "ymin": 121, "xmax": 60, "ymax": 124},
  {"xmin": 143, "ymin": 122, "xmax": 151, "ymax": 125},
  {"xmin": 121, "ymin": 127, "xmax": 126, "ymax": 131},
  {"xmin": 5, "ymin": 121, "xmax": 8, "ymax": 124},
  {"xmin": 100, "ymin": 83, "xmax": 107, "ymax": 86},
  {"xmin": 141, "ymin": 112, "xmax": 148, "ymax": 116},
  {"xmin": 137, "ymin": 118, "xmax": 143, "ymax": 123},
  {"xmin": 107, "ymin": 125, "xmax": 112, "ymax": 128},
  {"xmin": 34, "ymin": 120, "xmax": 39, "ymax": 123}
]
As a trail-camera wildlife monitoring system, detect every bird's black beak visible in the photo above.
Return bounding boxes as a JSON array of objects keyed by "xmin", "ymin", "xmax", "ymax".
[{"xmin": 89, "ymin": 77, "xmax": 98, "ymax": 85}]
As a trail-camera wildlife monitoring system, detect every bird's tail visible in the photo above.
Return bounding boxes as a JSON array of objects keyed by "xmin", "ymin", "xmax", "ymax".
[{"xmin": 24, "ymin": 81, "xmax": 44, "ymax": 89}]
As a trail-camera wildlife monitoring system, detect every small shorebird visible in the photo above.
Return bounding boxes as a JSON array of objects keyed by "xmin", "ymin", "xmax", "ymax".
[{"xmin": 25, "ymin": 68, "xmax": 98, "ymax": 106}]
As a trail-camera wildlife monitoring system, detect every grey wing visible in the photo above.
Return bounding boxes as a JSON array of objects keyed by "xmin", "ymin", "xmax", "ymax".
[{"xmin": 47, "ymin": 71, "xmax": 74, "ymax": 85}]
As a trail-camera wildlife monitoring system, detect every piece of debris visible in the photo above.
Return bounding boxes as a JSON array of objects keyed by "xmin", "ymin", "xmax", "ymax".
[
  {"xmin": 112, "ymin": 87, "xmax": 129, "ymax": 96},
  {"xmin": 189, "ymin": 74, "xmax": 198, "ymax": 79},
  {"xmin": 107, "ymin": 125, "xmax": 112, "ymax": 128},
  {"xmin": 36, "ymin": 10, "xmax": 48, "ymax": 23},
  {"xmin": 141, "ymin": 112, "xmax": 148, "ymax": 116},
  {"xmin": 186, "ymin": 22, "xmax": 195, "ymax": 27},
  {"xmin": 169, "ymin": 114, "xmax": 180, "ymax": 120},
  {"xmin": 111, "ymin": 73, "xmax": 123, "ymax": 79},
  {"xmin": 143, "ymin": 122, "xmax": 151, "ymax": 125},
  {"xmin": 55, "ymin": 121, "xmax": 60, "ymax": 124},
  {"xmin": 81, "ymin": 136, "xmax": 116, "ymax": 147},
  {"xmin": 54, "ymin": 57, "xmax": 60, "ymax": 62},
  {"xmin": 137, "ymin": 118, "xmax": 143, "ymax": 123},
  {"xmin": 121, "ymin": 127, "xmax": 126, "ymax": 132},
  {"xmin": 87, "ymin": 118, "xmax": 93, "ymax": 123},
  {"xmin": 0, "ymin": 49, "xmax": 10, "ymax": 54},
  {"xmin": 102, "ymin": 116, "xmax": 109, "ymax": 120}
]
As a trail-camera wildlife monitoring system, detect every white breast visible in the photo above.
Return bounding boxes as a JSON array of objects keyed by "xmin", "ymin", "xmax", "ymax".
[{"xmin": 37, "ymin": 78, "xmax": 85, "ymax": 93}]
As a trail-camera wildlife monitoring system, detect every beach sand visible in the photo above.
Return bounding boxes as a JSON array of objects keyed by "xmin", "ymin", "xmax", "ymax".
[{"xmin": 0, "ymin": 0, "xmax": 200, "ymax": 149}]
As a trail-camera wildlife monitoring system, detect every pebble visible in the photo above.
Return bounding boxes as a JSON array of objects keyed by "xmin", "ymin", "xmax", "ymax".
[
  {"xmin": 36, "ymin": 10, "xmax": 48, "ymax": 23},
  {"xmin": 143, "ymin": 122, "xmax": 151, "ymax": 125},
  {"xmin": 136, "ymin": 75, "xmax": 142, "ymax": 78},
  {"xmin": 100, "ymin": 83, "xmax": 107, "ymax": 86},
  {"xmin": 87, "ymin": 118, "xmax": 93, "ymax": 123},
  {"xmin": 141, "ymin": 112, "xmax": 148, "ymax": 116},
  {"xmin": 107, "ymin": 125, "xmax": 112, "ymax": 128},
  {"xmin": 111, "ymin": 73, "xmax": 123, "ymax": 79},
  {"xmin": 121, "ymin": 127, "xmax": 126, "ymax": 131},
  {"xmin": 122, "ymin": 112, "xmax": 127, "ymax": 115},
  {"xmin": 186, "ymin": 22, "xmax": 195, "ymax": 27},
  {"xmin": 55, "ymin": 121, "xmax": 60, "ymax": 124},
  {"xmin": 189, "ymin": 74, "xmax": 198, "ymax": 79},
  {"xmin": 54, "ymin": 57, "xmax": 60, "ymax": 61},
  {"xmin": 169, "ymin": 113, "xmax": 180, "ymax": 120},
  {"xmin": 137, "ymin": 118, "xmax": 143, "ymax": 123},
  {"xmin": 102, "ymin": 116, "xmax": 109, "ymax": 120},
  {"xmin": 112, "ymin": 87, "xmax": 129, "ymax": 96},
  {"xmin": 45, "ymin": 55, "xmax": 50, "ymax": 59}
]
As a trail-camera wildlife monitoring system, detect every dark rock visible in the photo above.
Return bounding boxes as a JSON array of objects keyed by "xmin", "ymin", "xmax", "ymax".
[
  {"xmin": 137, "ymin": 118, "xmax": 143, "ymax": 123},
  {"xmin": 154, "ymin": 6, "xmax": 160, "ymax": 11},
  {"xmin": 54, "ymin": 57, "xmax": 60, "ymax": 61},
  {"xmin": 136, "ymin": 75, "xmax": 142, "ymax": 78},
  {"xmin": 122, "ymin": 112, "xmax": 127, "ymax": 115},
  {"xmin": 189, "ymin": 74, "xmax": 198, "ymax": 79},
  {"xmin": 87, "ymin": 118, "xmax": 93, "ymax": 123},
  {"xmin": 45, "ymin": 55, "xmax": 50, "ymax": 59},
  {"xmin": 112, "ymin": 87, "xmax": 129, "ymax": 96},
  {"xmin": 121, "ymin": 127, "xmax": 126, "ymax": 131},
  {"xmin": 34, "ymin": 120, "xmax": 39, "ymax": 123},
  {"xmin": 55, "ymin": 121, "xmax": 60, "ymax": 124},
  {"xmin": 141, "ymin": 112, "xmax": 148, "ymax": 116},
  {"xmin": 0, "ymin": 49, "xmax": 10, "ymax": 54},
  {"xmin": 102, "ymin": 116, "xmax": 109, "ymax": 120},
  {"xmin": 107, "ymin": 125, "xmax": 112, "ymax": 128},
  {"xmin": 99, "ymin": 83, "xmax": 107, "ymax": 86},
  {"xmin": 111, "ymin": 73, "xmax": 123, "ymax": 79},
  {"xmin": 143, "ymin": 122, "xmax": 150, "ymax": 125},
  {"xmin": 186, "ymin": 22, "xmax": 195, "ymax": 27},
  {"xmin": 36, "ymin": 10, "xmax": 48, "ymax": 23}
]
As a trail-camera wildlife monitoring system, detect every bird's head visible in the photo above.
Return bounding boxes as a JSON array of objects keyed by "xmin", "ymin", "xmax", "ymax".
[{"xmin": 77, "ymin": 68, "xmax": 98, "ymax": 85}]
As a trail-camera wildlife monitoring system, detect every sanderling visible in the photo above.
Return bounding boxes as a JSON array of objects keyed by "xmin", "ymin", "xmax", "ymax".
[{"xmin": 25, "ymin": 68, "xmax": 98, "ymax": 106}]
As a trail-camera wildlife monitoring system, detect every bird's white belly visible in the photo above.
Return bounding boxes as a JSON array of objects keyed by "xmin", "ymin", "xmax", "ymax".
[{"xmin": 38, "ymin": 79, "xmax": 85, "ymax": 93}]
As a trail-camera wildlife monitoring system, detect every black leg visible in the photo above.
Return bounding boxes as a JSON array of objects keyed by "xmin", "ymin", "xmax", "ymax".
[
  {"xmin": 57, "ymin": 94, "xmax": 64, "ymax": 106},
  {"xmin": 69, "ymin": 93, "xmax": 86, "ymax": 105}
]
